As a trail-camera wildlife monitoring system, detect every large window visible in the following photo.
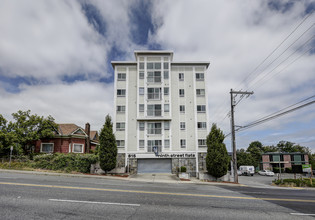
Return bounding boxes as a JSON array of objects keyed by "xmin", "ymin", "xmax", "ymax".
[
  {"xmin": 179, "ymin": 89, "xmax": 185, "ymax": 97},
  {"xmin": 147, "ymin": 71, "xmax": 161, "ymax": 83},
  {"xmin": 147, "ymin": 140, "xmax": 162, "ymax": 152},
  {"xmin": 116, "ymin": 105, "xmax": 125, "ymax": 113},
  {"xmin": 197, "ymin": 105, "xmax": 206, "ymax": 113},
  {"xmin": 147, "ymin": 123, "xmax": 162, "ymax": 134},
  {"xmin": 164, "ymin": 139, "xmax": 170, "ymax": 149},
  {"xmin": 196, "ymin": 73, "xmax": 204, "ymax": 81},
  {"xmin": 73, "ymin": 143, "xmax": 84, "ymax": 153},
  {"xmin": 196, "ymin": 89, "xmax": 205, "ymax": 97},
  {"xmin": 117, "ymin": 73, "xmax": 126, "ymax": 81},
  {"xmin": 180, "ymin": 122, "xmax": 186, "ymax": 130},
  {"xmin": 197, "ymin": 122, "xmax": 207, "ymax": 129},
  {"xmin": 116, "ymin": 122, "xmax": 125, "ymax": 131},
  {"xmin": 41, "ymin": 143, "xmax": 54, "ymax": 153},
  {"xmin": 198, "ymin": 139, "xmax": 206, "ymax": 147},
  {"xmin": 180, "ymin": 105, "xmax": 185, "ymax": 113},
  {"xmin": 179, "ymin": 73, "xmax": 184, "ymax": 81},
  {"xmin": 180, "ymin": 139, "xmax": 186, "ymax": 148},
  {"xmin": 147, "ymin": 104, "xmax": 162, "ymax": 116},
  {"xmin": 116, "ymin": 140, "xmax": 125, "ymax": 148},
  {"xmin": 147, "ymin": 88, "xmax": 161, "ymax": 100},
  {"xmin": 117, "ymin": 89, "xmax": 126, "ymax": 97}
]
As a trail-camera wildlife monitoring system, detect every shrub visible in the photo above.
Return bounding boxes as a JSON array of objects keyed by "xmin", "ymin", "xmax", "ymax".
[
  {"xmin": 273, "ymin": 167, "xmax": 284, "ymax": 173},
  {"xmin": 273, "ymin": 178, "xmax": 315, "ymax": 187},
  {"xmin": 285, "ymin": 167, "xmax": 292, "ymax": 173},
  {"xmin": 180, "ymin": 166, "xmax": 187, "ymax": 172}
]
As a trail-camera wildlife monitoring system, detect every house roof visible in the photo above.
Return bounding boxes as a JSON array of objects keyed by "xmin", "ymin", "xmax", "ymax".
[
  {"xmin": 57, "ymin": 124, "xmax": 85, "ymax": 136},
  {"xmin": 89, "ymin": 130, "xmax": 99, "ymax": 141}
]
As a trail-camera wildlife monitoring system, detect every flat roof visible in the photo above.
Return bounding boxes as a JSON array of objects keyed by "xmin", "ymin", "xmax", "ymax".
[
  {"xmin": 134, "ymin": 50, "xmax": 174, "ymax": 57},
  {"xmin": 111, "ymin": 61, "xmax": 137, "ymax": 68},
  {"xmin": 172, "ymin": 61, "xmax": 210, "ymax": 69}
]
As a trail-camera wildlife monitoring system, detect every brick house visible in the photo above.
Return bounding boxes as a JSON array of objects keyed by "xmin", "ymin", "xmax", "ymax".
[
  {"xmin": 261, "ymin": 152, "xmax": 309, "ymax": 171},
  {"xmin": 34, "ymin": 123, "xmax": 99, "ymax": 154}
]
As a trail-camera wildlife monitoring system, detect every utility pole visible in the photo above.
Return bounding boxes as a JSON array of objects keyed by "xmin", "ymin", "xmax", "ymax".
[{"xmin": 230, "ymin": 89, "xmax": 254, "ymax": 183}]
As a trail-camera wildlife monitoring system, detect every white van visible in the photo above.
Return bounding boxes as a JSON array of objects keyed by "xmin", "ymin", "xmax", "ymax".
[{"xmin": 239, "ymin": 166, "xmax": 255, "ymax": 176}]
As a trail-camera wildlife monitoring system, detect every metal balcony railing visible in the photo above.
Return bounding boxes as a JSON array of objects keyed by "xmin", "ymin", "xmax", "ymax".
[
  {"xmin": 147, "ymin": 110, "xmax": 162, "ymax": 117},
  {"xmin": 147, "ymin": 77, "xmax": 161, "ymax": 83},
  {"xmin": 147, "ymin": 94, "xmax": 161, "ymax": 100},
  {"xmin": 147, "ymin": 128, "xmax": 162, "ymax": 135}
]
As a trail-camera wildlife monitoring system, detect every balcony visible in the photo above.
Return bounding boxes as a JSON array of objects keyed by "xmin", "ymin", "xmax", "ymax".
[
  {"xmin": 147, "ymin": 128, "xmax": 162, "ymax": 135},
  {"xmin": 147, "ymin": 76, "xmax": 161, "ymax": 83},
  {"xmin": 147, "ymin": 110, "xmax": 162, "ymax": 117},
  {"xmin": 147, "ymin": 146, "xmax": 162, "ymax": 153}
]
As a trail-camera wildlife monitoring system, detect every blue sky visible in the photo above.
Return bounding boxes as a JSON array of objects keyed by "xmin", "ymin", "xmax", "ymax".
[{"xmin": 0, "ymin": 0, "xmax": 314, "ymax": 152}]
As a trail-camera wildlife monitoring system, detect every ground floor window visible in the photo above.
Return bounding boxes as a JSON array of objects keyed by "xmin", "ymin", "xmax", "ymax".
[
  {"xmin": 73, "ymin": 143, "xmax": 84, "ymax": 153},
  {"xmin": 41, "ymin": 143, "xmax": 54, "ymax": 153}
]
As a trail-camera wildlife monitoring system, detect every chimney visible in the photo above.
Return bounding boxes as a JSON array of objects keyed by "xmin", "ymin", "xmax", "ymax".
[{"xmin": 85, "ymin": 123, "xmax": 90, "ymax": 153}]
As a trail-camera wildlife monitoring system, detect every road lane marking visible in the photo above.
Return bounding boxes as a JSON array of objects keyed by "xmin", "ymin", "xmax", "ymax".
[
  {"xmin": 290, "ymin": 213, "xmax": 315, "ymax": 216},
  {"xmin": 49, "ymin": 199, "xmax": 140, "ymax": 207},
  {"xmin": 1, "ymin": 181, "xmax": 315, "ymax": 203}
]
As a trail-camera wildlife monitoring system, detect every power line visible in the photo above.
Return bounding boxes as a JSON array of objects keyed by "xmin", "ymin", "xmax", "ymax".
[{"xmin": 225, "ymin": 95, "xmax": 315, "ymax": 137}]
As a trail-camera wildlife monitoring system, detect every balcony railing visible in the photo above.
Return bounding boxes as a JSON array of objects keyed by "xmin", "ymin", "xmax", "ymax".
[
  {"xmin": 147, "ymin": 94, "xmax": 161, "ymax": 100},
  {"xmin": 147, "ymin": 146, "xmax": 162, "ymax": 153},
  {"xmin": 147, "ymin": 128, "xmax": 162, "ymax": 135},
  {"xmin": 147, "ymin": 77, "xmax": 161, "ymax": 83},
  {"xmin": 147, "ymin": 110, "xmax": 162, "ymax": 117}
]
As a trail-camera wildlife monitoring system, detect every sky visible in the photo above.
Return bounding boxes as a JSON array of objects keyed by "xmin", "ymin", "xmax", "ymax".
[{"xmin": 0, "ymin": 0, "xmax": 314, "ymax": 152}]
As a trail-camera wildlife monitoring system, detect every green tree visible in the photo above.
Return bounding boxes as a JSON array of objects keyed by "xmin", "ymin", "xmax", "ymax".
[
  {"xmin": 261, "ymin": 145, "xmax": 278, "ymax": 153},
  {"xmin": 0, "ymin": 114, "xmax": 16, "ymax": 156},
  {"xmin": 206, "ymin": 124, "xmax": 230, "ymax": 179},
  {"xmin": 10, "ymin": 110, "xmax": 57, "ymax": 154},
  {"xmin": 237, "ymin": 149, "xmax": 256, "ymax": 168},
  {"xmin": 309, "ymin": 153, "xmax": 315, "ymax": 170},
  {"xmin": 99, "ymin": 115, "xmax": 117, "ymax": 173},
  {"xmin": 246, "ymin": 141, "xmax": 263, "ymax": 168}
]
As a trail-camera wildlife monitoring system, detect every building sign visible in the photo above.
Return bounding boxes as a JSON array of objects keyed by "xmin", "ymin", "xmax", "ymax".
[
  {"xmin": 302, "ymin": 164, "xmax": 311, "ymax": 173},
  {"xmin": 128, "ymin": 153, "xmax": 196, "ymax": 159}
]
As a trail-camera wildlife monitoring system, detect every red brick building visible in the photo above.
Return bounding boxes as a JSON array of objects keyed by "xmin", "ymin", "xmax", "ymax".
[
  {"xmin": 261, "ymin": 152, "xmax": 309, "ymax": 171},
  {"xmin": 34, "ymin": 123, "xmax": 99, "ymax": 154}
]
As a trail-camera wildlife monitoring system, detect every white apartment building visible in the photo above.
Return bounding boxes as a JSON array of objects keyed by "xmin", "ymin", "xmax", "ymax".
[{"xmin": 112, "ymin": 51, "xmax": 210, "ymax": 176}]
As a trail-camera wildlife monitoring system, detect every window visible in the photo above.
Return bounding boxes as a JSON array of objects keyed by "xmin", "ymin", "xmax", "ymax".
[
  {"xmin": 116, "ymin": 140, "xmax": 125, "ymax": 148},
  {"xmin": 116, "ymin": 122, "xmax": 125, "ymax": 131},
  {"xmin": 139, "ymin": 104, "xmax": 144, "ymax": 112},
  {"xmin": 180, "ymin": 139, "xmax": 186, "ymax": 148},
  {"xmin": 269, "ymin": 155, "xmax": 273, "ymax": 162},
  {"xmin": 198, "ymin": 139, "xmax": 206, "ymax": 147},
  {"xmin": 164, "ymin": 139, "xmax": 170, "ymax": 149},
  {"xmin": 139, "ymin": 140, "xmax": 144, "ymax": 149},
  {"xmin": 139, "ymin": 71, "xmax": 144, "ymax": 79},
  {"xmin": 179, "ymin": 73, "xmax": 184, "ymax": 81},
  {"xmin": 148, "ymin": 123, "xmax": 162, "ymax": 134},
  {"xmin": 116, "ymin": 105, "xmax": 125, "ymax": 113},
  {"xmin": 180, "ymin": 122, "xmax": 185, "ymax": 130},
  {"xmin": 197, "ymin": 105, "xmax": 206, "ymax": 112},
  {"xmin": 147, "ymin": 104, "xmax": 162, "ymax": 116},
  {"xmin": 139, "ymin": 122, "xmax": 145, "ymax": 131},
  {"xmin": 41, "ymin": 143, "xmax": 53, "ymax": 153},
  {"xmin": 117, "ymin": 73, "xmax": 126, "ymax": 81},
  {"xmin": 139, "ymin": 62, "xmax": 144, "ymax": 70},
  {"xmin": 164, "ymin": 62, "xmax": 169, "ymax": 69},
  {"xmin": 180, "ymin": 105, "xmax": 185, "ymax": 113},
  {"xmin": 179, "ymin": 89, "xmax": 185, "ymax": 97},
  {"xmin": 147, "ymin": 71, "xmax": 161, "ymax": 83},
  {"xmin": 73, "ymin": 143, "xmax": 84, "ymax": 153},
  {"xmin": 164, "ymin": 121, "xmax": 170, "ymax": 130},
  {"xmin": 139, "ymin": 87, "xmax": 144, "ymax": 95},
  {"xmin": 117, "ymin": 89, "xmax": 126, "ymax": 97},
  {"xmin": 280, "ymin": 154, "xmax": 284, "ymax": 161},
  {"xmin": 196, "ymin": 89, "xmax": 205, "ymax": 96},
  {"xmin": 147, "ymin": 140, "xmax": 162, "ymax": 152},
  {"xmin": 164, "ymin": 104, "xmax": 169, "ymax": 112},
  {"xmin": 164, "ymin": 87, "xmax": 169, "ymax": 95},
  {"xmin": 197, "ymin": 122, "xmax": 207, "ymax": 129},
  {"xmin": 196, "ymin": 73, "xmax": 204, "ymax": 81},
  {"xmin": 164, "ymin": 71, "xmax": 169, "ymax": 79},
  {"xmin": 147, "ymin": 88, "xmax": 161, "ymax": 100}
]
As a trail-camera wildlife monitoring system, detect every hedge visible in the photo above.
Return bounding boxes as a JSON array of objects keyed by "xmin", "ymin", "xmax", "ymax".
[
  {"xmin": 273, "ymin": 178, "xmax": 315, "ymax": 187},
  {"xmin": 32, "ymin": 153, "xmax": 98, "ymax": 173}
]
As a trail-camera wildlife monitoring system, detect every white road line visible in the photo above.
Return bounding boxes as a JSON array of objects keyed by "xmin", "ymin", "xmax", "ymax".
[
  {"xmin": 49, "ymin": 199, "xmax": 140, "ymax": 207},
  {"xmin": 290, "ymin": 213, "xmax": 315, "ymax": 216}
]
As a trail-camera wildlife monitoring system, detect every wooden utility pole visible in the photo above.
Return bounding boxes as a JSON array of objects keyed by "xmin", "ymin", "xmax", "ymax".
[{"xmin": 230, "ymin": 89, "xmax": 254, "ymax": 183}]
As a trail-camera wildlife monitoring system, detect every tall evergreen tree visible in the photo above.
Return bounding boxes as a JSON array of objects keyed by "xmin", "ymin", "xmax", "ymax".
[
  {"xmin": 99, "ymin": 115, "xmax": 117, "ymax": 173},
  {"xmin": 206, "ymin": 124, "xmax": 230, "ymax": 179}
]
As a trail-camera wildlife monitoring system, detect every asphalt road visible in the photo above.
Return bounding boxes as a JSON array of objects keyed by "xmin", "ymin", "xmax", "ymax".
[{"xmin": 0, "ymin": 172, "xmax": 314, "ymax": 220}]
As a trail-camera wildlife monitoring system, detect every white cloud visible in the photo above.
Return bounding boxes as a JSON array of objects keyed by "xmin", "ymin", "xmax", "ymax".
[
  {"xmin": 150, "ymin": 0, "xmax": 315, "ymax": 152},
  {"xmin": 0, "ymin": 81, "xmax": 113, "ymax": 131},
  {"xmin": 0, "ymin": 0, "xmax": 109, "ymax": 81}
]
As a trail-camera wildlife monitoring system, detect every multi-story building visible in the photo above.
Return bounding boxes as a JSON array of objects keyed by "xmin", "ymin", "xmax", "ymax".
[
  {"xmin": 112, "ymin": 51, "xmax": 210, "ymax": 176},
  {"xmin": 261, "ymin": 152, "xmax": 309, "ymax": 171}
]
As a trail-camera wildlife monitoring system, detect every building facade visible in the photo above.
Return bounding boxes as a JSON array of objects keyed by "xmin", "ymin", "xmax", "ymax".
[
  {"xmin": 261, "ymin": 152, "xmax": 309, "ymax": 171},
  {"xmin": 112, "ymin": 51, "xmax": 210, "ymax": 176}
]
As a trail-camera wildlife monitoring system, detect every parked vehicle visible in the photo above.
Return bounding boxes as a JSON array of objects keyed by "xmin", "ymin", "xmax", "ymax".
[
  {"xmin": 258, "ymin": 170, "xmax": 275, "ymax": 176},
  {"xmin": 237, "ymin": 170, "xmax": 242, "ymax": 176},
  {"xmin": 239, "ymin": 166, "xmax": 255, "ymax": 176}
]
